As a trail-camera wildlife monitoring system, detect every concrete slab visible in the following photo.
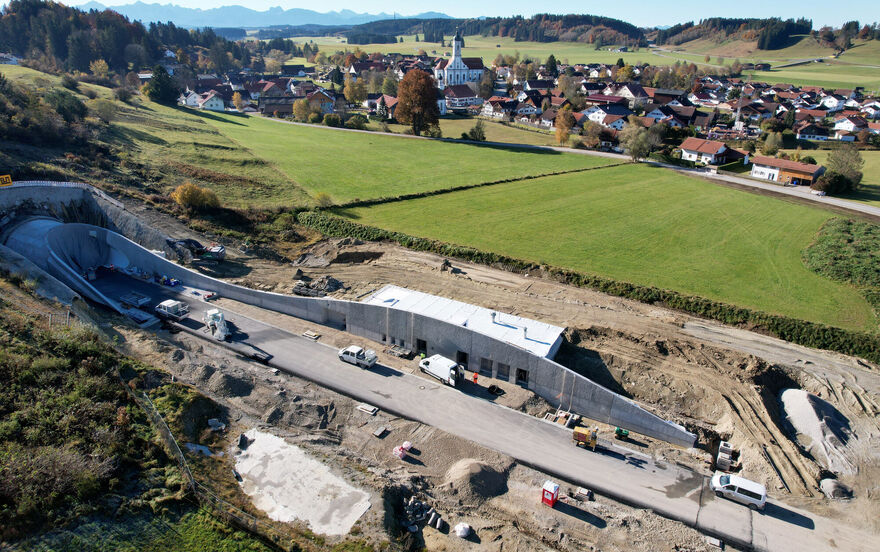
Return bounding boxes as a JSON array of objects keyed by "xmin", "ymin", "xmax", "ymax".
[{"xmin": 234, "ymin": 429, "xmax": 371, "ymax": 535}]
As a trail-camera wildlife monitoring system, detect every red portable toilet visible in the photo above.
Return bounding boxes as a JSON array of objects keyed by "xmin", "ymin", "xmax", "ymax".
[{"xmin": 542, "ymin": 480, "xmax": 560, "ymax": 507}]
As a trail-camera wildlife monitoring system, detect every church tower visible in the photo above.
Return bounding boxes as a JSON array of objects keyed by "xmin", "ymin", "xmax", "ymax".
[{"xmin": 452, "ymin": 28, "xmax": 462, "ymax": 62}]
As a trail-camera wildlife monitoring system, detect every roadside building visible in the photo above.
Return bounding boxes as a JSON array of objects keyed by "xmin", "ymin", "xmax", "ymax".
[{"xmin": 749, "ymin": 156, "xmax": 825, "ymax": 186}]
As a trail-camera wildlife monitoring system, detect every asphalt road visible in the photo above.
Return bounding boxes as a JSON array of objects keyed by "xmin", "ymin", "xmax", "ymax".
[{"xmin": 95, "ymin": 273, "xmax": 873, "ymax": 551}]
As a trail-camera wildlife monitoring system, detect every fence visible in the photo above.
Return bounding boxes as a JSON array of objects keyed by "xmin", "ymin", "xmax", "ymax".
[{"xmin": 113, "ymin": 368, "xmax": 292, "ymax": 551}]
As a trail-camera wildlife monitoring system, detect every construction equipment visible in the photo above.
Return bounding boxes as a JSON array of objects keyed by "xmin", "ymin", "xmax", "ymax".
[
  {"xmin": 573, "ymin": 426, "xmax": 599, "ymax": 451},
  {"xmin": 202, "ymin": 308, "xmax": 230, "ymax": 341},
  {"xmin": 614, "ymin": 427, "xmax": 630, "ymax": 440},
  {"xmin": 167, "ymin": 238, "xmax": 226, "ymax": 261}
]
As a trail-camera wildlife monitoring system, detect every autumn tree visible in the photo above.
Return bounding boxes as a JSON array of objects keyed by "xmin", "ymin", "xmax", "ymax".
[
  {"xmin": 89, "ymin": 59, "xmax": 109, "ymax": 78},
  {"xmin": 343, "ymin": 75, "xmax": 367, "ymax": 106},
  {"xmin": 762, "ymin": 132, "xmax": 782, "ymax": 155},
  {"xmin": 619, "ymin": 117, "xmax": 660, "ymax": 162},
  {"xmin": 232, "ymin": 92, "xmax": 244, "ymax": 110},
  {"xmin": 396, "ymin": 69, "xmax": 439, "ymax": 136},
  {"xmin": 171, "ymin": 182, "xmax": 220, "ymax": 211},
  {"xmin": 555, "ymin": 107, "xmax": 575, "ymax": 145},
  {"xmin": 293, "ymin": 99, "xmax": 312, "ymax": 121}
]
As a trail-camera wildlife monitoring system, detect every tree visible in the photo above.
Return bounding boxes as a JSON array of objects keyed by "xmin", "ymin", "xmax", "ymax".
[
  {"xmin": 615, "ymin": 64, "xmax": 635, "ymax": 82},
  {"xmin": 555, "ymin": 107, "xmax": 575, "ymax": 145},
  {"xmin": 619, "ymin": 117, "xmax": 659, "ymax": 162},
  {"xmin": 91, "ymin": 99, "xmax": 116, "ymax": 123},
  {"xmin": 466, "ymin": 120, "xmax": 486, "ymax": 141},
  {"xmin": 826, "ymin": 144, "xmax": 864, "ymax": 187},
  {"xmin": 580, "ymin": 121, "xmax": 602, "ymax": 148},
  {"xmin": 545, "ymin": 54, "xmax": 558, "ymax": 77},
  {"xmin": 811, "ymin": 171, "xmax": 854, "ymax": 195},
  {"xmin": 143, "ymin": 66, "xmax": 178, "ymax": 105},
  {"xmin": 343, "ymin": 75, "xmax": 367, "ymax": 106},
  {"xmin": 171, "ymin": 182, "xmax": 220, "ymax": 211},
  {"xmin": 315, "ymin": 192, "xmax": 333, "ymax": 207},
  {"xmin": 616, "ymin": 57, "xmax": 625, "ymax": 68},
  {"xmin": 293, "ymin": 99, "xmax": 311, "ymax": 121},
  {"xmin": 323, "ymin": 113, "xmax": 342, "ymax": 127},
  {"xmin": 783, "ymin": 109, "xmax": 796, "ymax": 129},
  {"xmin": 396, "ymin": 69, "xmax": 439, "ymax": 136},
  {"xmin": 762, "ymin": 132, "xmax": 782, "ymax": 155},
  {"xmin": 232, "ymin": 92, "xmax": 244, "ymax": 110},
  {"xmin": 382, "ymin": 70, "xmax": 398, "ymax": 95},
  {"xmin": 376, "ymin": 96, "xmax": 389, "ymax": 119},
  {"xmin": 89, "ymin": 59, "xmax": 109, "ymax": 78}
]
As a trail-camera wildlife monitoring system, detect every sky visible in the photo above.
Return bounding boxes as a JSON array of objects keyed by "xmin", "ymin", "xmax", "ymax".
[{"xmin": 49, "ymin": 1, "xmax": 880, "ymax": 28}]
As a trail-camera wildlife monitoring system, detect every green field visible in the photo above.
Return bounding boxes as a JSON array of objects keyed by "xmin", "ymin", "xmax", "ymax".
[
  {"xmin": 780, "ymin": 149, "xmax": 880, "ymax": 207},
  {"xmin": 369, "ymin": 116, "xmax": 559, "ymax": 146},
  {"xmin": 202, "ymin": 112, "xmax": 613, "ymax": 202},
  {"xmin": 339, "ymin": 164, "xmax": 876, "ymax": 331},
  {"xmin": 293, "ymin": 34, "xmax": 666, "ymax": 65}
]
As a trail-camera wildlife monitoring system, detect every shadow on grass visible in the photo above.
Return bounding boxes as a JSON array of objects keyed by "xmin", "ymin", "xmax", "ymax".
[
  {"xmin": 111, "ymin": 125, "xmax": 169, "ymax": 146},
  {"xmin": 188, "ymin": 108, "xmax": 248, "ymax": 126},
  {"xmin": 842, "ymin": 186, "xmax": 880, "ymax": 206}
]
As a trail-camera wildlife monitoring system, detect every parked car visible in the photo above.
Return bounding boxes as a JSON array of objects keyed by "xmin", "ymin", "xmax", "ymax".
[
  {"xmin": 810, "ymin": 189, "xmax": 826, "ymax": 196},
  {"xmin": 338, "ymin": 345, "xmax": 377, "ymax": 368},
  {"xmin": 418, "ymin": 354, "xmax": 463, "ymax": 387},
  {"xmin": 710, "ymin": 472, "xmax": 766, "ymax": 510}
]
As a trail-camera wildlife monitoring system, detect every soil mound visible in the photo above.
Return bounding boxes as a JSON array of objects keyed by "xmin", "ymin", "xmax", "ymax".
[
  {"xmin": 441, "ymin": 459, "xmax": 508, "ymax": 502},
  {"xmin": 780, "ymin": 388, "xmax": 854, "ymax": 475},
  {"xmin": 207, "ymin": 371, "xmax": 253, "ymax": 397}
]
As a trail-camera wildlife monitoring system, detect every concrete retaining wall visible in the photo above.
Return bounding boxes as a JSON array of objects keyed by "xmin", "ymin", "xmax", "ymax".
[{"xmin": 39, "ymin": 223, "xmax": 695, "ymax": 447}]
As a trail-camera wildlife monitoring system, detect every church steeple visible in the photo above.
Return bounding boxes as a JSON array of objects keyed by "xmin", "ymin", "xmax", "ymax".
[{"xmin": 452, "ymin": 28, "xmax": 462, "ymax": 61}]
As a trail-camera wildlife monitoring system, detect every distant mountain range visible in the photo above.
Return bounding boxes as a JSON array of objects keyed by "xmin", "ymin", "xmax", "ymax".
[{"xmin": 77, "ymin": 2, "xmax": 451, "ymax": 28}]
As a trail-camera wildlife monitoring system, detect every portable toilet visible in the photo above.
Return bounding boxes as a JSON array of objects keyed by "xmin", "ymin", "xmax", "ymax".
[{"xmin": 542, "ymin": 480, "xmax": 560, "ymax": 507}]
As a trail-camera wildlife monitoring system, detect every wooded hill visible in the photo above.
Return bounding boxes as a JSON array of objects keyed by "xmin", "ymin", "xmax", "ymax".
[{"xmin": 655, "ymin": 17, "xmax": 814, "ymax": 50}]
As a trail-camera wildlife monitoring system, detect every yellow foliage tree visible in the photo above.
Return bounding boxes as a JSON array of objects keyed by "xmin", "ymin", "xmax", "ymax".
[
  {"xmin": 232, "ymin": 91, "xmax": 244, "ymax": 110},
  {"xmin": 89, "ymin": 59, "xmax": 109, "ymax": 78},
  {"xmin": 170, "ymin": 182, "xmax": 220, "ymax": 211}
]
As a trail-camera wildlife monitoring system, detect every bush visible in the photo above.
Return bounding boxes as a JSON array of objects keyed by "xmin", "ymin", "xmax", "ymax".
[
  {"xmin": 424, "ymin": 124, "xmax": 442, "ymax": 138},
  {"xmin": 170, "ymin": 182, "xmax": 220, "ymax": 211},
  {"xmin": 60, "ymin": 74, "xmax": 79, "ymax": 91},
  {"xmin": 466, "ymin": 120, "xmax": 486, "ymax": 141},
  {"xmin": 91, "ymin": 99, "xmax": 116, "ymax": 123},
  {"xmin": 82, "ymin": 88, "xmax": 97, "ymax": 100},
  {"xmin": 315, "ymin": 192, "xmax": 334, "ymax": 208},
  {"xmin": 113, "ymin": 87, "xmax": 132, "ymax": 102},
  {"xmin": 344, "ymin": 114, "xmax": 368, "ymax": 130},
  {"xmin": 811, "ymin": 171, "xmax": 854, "ymax": 195},
  {"xmin": 323, "ymin": 113, "xmax": 342, "ymax": 127},
  {"xmin": 308, "ymin": 112, "xmax": 323, "ymax": 124}
]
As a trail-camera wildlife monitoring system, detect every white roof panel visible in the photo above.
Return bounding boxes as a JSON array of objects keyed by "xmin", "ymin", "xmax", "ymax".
[{"xmin": 363, "ymin": 285, "xmax": 564, "ymax": 358}]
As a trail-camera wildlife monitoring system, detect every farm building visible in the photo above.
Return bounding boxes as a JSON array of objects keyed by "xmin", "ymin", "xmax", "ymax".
[{"xmin": 749, "ymin": 156, "xmax": 825, "ymax": 186}]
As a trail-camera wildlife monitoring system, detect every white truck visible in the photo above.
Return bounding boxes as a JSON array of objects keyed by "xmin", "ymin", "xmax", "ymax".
[
  {"xmin": 338, "ymin": 345, "xmax": 378, "ymax": 368},
  {"xmin": 154, "ymin": 299, "xmax": 189, "ymax": 321},
  {"xmin": 419, "ymin": 354, "xmax": 463, "ymax": 387}
]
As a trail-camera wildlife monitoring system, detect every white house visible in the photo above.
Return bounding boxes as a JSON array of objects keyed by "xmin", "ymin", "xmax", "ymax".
[
  {"xmin": 794, "ymin": 123, "xmax": 828, "ymax": 141},
  {"xmin": 179, "ymin": 91, "xmax": 201, "ymax": 108},
  {"xmin": 820, "ymin": 95, "xmax": 846, "ymax": 112},
  {"xmin": 678, "ymin": 137, "xmax": 728, "ymax": 164},
  {"xmin": 834, "ymin": 115, "xmax": 868, "ymax": 134},
  {"xmin": 443, "ymin": 84, "xmax": 483, "ymax": 109},
  {"xmin": 197, "ymin": 91, "xmax": 225, "ymax": 112},
  {"xmin": 749, "ymin": 156, "xmax": 825, "ymax": 185},
  {"xmin": 433, "ymin": 30, "xmax": 484, "ymax": 90}
]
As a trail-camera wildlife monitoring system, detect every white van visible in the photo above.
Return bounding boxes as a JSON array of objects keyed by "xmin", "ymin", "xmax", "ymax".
[
  {"xmin": 418, "ymin": 354, "xmax": 463, "ymax": 387},
  {"xmin": 710, "ymin": 472, "xmax": 767, "ymax": 510}
]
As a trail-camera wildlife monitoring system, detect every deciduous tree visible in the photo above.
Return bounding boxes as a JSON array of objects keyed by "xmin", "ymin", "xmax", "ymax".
[
  {"xmin": 826, "ymin": 144, "xmax": 864, "ymax": 187},
  {"xmin": 232, "ymin": 92, "xmax": 244, "ymax": 110},
  {"xmin": 555, "ymin": 107, "xmax": 575, "ymax": 145},
  {"xmin": 396, "ymin": 69, "xmax": 439, "ymax": 136}
]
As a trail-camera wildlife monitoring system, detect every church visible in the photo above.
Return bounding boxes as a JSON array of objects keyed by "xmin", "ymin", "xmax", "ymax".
[{"xmin": 433, "ymin": 30, "xmax": 485, "ymax": 90}]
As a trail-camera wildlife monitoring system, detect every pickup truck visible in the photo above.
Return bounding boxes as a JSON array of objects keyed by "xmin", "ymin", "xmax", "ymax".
[
  {"xmin": 154, "ymin": 299, "xmax": 190, "ymax": 321},
  {"xmin": 338, "ymin": 345, "xmax": 378, "ymax": 368}
]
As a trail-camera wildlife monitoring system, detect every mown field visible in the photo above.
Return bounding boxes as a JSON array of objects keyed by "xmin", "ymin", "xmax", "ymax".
[
  {"xmin": 202, "ymin": 112, "xmax": 614, "ymax": 202},
  {"xmin": 338, "ymin": 163, "xmax": 876, "ymax": 331},
  {"xmin": 780, "ymin": 149, "xmax": 880, "ymax": 207}
]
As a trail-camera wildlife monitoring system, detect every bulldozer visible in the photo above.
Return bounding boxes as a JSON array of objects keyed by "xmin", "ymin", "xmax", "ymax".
[{"xmin": 573, "ymin": 426, "xmax": 599, "ymax": 451}]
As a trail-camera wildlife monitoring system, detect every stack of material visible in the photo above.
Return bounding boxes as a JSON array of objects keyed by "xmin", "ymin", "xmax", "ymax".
[{"xmin": 400, "ymin": 495, "xmax": 444, "ymax": 532}]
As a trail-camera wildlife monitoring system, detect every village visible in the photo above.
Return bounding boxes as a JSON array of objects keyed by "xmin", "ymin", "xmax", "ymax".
[{"xmin": 140, "ymin": 30, "xmax": 880, "ymax": 190}]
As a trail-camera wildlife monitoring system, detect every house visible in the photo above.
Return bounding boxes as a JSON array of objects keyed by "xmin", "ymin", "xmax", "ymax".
[
  {"xmin": 433, "ymin": 30, "xmax": 484, "ymax": 90},
  {"xmin": 348, "ymin": 61, "xmax": 386, "ymax": 79},
  {"xmin": 820, "ymin": 94, "xmax": 846, "ymax": 112},
  {"xmin": 678, "ymin": 137, "xmax": 731, "ymax": 164},
  {"xmin": 307, "ymin": 89, "xmax": 335, "ymax": 114},
  {"xmin": 749, "ymin": 156, "xmax": 825, "ymax": 185},
  {"xmin": 644, "ymin": 87, "xmax": 688, "ymax": 106},
  {"xmin": 197, "ymin": 91, "xmax": 225, "ymax": 112},
  {"xmin": 834, "ymin": 115, "xmax": 868, "ymax": 134},
  {"xmin": 585, "ymin": 104, "xmax": 632, "ymax": 125},
  {"xmin": 524, "ymin": 79, "xmax": 555, "ymax": 92},
  {"xmin": 282, "ymin": 64, "xmax": 309, "ymax": 78},
  {"xmin": 178, "ymin": 90, "xmax": 201, "ymax": 107},
  {"xmin": 444, "ymin": 84, "xmax": 483, "ymax": 109},
  {"xmin": 794, "ymin": 122, "xmax": 829, "ymax": 141},
  {"xmin": 603, "ymin": 83, "xmax": 649, "ymax": 107},
  {"xmin": 602, "ymin": 114, "xmax": 627, "ymax": 130},
  {"xmin": 482, "ymin": 99, "xmax": 516, "ymax": 118},
  {"xmin": 0, "ymin": 52, "xmax": 21, "ymax": 65}
]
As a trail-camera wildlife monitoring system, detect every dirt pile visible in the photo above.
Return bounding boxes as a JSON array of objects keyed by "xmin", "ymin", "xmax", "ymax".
[
  {"xmin": 440, "ymin": 459, "xmax": 508, "ymax": 503},
  {"xmin": 207, "ymin": 371, "xmax": 253, "ymax": 397},
  {"xmin": 780, "ymin": 388, "xmax": 855, "ymax": 475}
]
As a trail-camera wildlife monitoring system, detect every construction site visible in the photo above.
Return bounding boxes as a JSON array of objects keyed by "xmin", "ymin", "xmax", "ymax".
[{"xmin": 1, "ymin": 181, "xmax": 879, "ymax": 552}]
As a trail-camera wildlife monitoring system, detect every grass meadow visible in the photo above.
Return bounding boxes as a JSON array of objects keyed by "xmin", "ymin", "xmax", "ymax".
[
  {"xmin": 338, "ymin": 163, "xmax": 876, "ymax": 331},
  {"xmin": 202, "ymin": 112, "xmax": 614, "ymax": 202}
]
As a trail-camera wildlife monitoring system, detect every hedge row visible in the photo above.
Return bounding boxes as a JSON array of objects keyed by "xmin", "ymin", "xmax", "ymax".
[
  {"xmin": 297, "ymin": 210, "xmax": 880, "ymax": 363},
  {"xmin": 326, "ymin": 163, "xmax": 629, "ymax": 210}
]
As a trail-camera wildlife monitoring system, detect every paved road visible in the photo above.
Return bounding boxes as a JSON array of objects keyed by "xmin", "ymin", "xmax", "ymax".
[{"xmin": 94, "ymin": 273, "xmax": 873, "ymax": 551}]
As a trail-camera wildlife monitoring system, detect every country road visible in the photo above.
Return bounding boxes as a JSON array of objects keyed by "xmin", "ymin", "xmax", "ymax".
[{"xmin": 94, "ymin": 273, "xmax": 877, "ymax": 552}]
